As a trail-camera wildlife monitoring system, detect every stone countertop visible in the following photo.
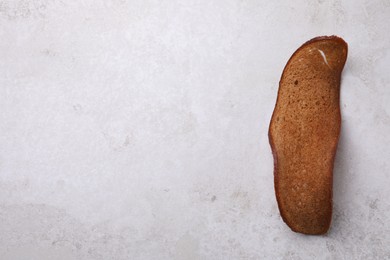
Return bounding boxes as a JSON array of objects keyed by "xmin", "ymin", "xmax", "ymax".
[{"xmin": 1, "ymin": 0, "xmax": 389, "ymax": 259}]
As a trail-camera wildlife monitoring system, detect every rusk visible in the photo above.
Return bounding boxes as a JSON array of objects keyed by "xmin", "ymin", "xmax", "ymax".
[{"xmin": 269, "ymin": 36, "xmax": 348, "ymax": 235}]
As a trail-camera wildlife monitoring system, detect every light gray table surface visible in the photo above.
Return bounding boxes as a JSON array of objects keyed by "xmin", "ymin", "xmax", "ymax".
[{"xmin": 1, "ymin": 0, "xmax": 389, "ymax": 259}]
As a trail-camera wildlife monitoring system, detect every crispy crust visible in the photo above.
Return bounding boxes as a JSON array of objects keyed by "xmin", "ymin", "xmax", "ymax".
[{"xmin": 269, "ymin": 36, "xmax": 348, "ymax": 235}]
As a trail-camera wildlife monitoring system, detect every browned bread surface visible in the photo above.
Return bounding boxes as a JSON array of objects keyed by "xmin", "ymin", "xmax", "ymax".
[{"xmin": 269, "ymin": 36, "xmax": 348, "ymax": 235}]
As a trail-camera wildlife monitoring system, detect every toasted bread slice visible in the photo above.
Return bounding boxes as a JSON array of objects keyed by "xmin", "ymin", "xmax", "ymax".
[{"xmin": 269, "ymin": 36, "xmax": 348, "ymax": 235}]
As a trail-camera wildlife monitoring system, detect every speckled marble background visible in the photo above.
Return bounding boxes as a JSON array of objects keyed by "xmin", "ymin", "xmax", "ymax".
[{"xmin": 1, "ymin": 0, "xmax": 389, "ymax": 259}]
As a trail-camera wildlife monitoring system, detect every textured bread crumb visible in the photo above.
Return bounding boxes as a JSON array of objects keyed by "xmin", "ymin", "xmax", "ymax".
[{"xmin": 269, "ymin": 36, "xmax": 348, "ymax": 235}]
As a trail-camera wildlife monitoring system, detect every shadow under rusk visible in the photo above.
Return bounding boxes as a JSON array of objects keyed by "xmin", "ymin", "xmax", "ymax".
[{"xmin": 327, "ymin": 118, "xmax": 351, "ymax": 236}]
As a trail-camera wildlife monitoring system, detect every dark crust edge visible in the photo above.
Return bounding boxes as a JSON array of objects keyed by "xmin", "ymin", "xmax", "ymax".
[{"xmin": 268, "ymin": 35, "xmax": 348, "ymax": 235}]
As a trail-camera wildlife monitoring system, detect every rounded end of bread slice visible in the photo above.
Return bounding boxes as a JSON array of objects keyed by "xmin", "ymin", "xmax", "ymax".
[
  {"xmin": 285, "ymin": 35, "xmax": 348, "ymax": 76},
  {"xmin": 269, "ymin": 36, "xmax": 348, "ymax": 235}
]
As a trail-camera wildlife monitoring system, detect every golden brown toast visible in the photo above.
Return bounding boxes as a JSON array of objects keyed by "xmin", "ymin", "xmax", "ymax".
[{"xmin": 269, "ymin": 36, "xmax": 348, "ymax": 235}]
